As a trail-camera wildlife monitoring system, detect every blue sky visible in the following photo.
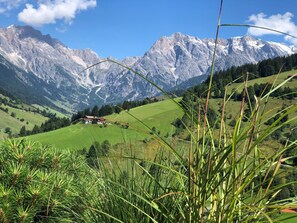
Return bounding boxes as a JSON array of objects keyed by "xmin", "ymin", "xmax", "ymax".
[{"xmin": 0, "ymin": 0, "xmax": 296, "ymax": 59}]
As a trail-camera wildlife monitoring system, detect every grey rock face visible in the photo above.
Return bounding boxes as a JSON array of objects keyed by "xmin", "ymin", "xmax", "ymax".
[{"xmin": 0, "ymin": 26, "xmax": 295, "ymax": 111}]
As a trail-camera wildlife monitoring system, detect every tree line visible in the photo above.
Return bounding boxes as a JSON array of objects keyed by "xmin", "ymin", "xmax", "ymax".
[
  {"xmin": 19, "ymin": 116, "xmax": 71, "ymax": 137},
  {"xmin": 174, "ymin": 53, "xmax": 297, "ymax": 142},
  {"xmin": 183, "ymin": 53, "xmax": 297, "ymax": 101},
  {"xmin": 71, "ymin": 97, "xmax": 160, "ymax": 122},
  {"xmin": 232, "ymin": 83, "xmax": 297, "ymax": 102}
]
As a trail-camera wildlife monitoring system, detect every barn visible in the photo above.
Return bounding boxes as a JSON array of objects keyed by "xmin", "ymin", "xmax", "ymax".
[{"xmin": 80, "ymin": 116, "xmax": 106, "ymax": 124}]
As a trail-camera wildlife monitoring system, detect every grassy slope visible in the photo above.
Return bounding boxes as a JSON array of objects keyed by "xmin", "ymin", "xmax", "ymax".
[
  {"xmin": 4, "ymin": 105, "xmax": 48, "ymax": 126},
  {"xmin": 32, "ymin": 104, "xmax": 67, "ymax": 118},
  {"xmin": 210, "ymin": 97, "xmax": 297, "ymax": 156},
  {"xmin": 107, "ymin": 99, "xmax": 182, "ymax": 135},
  {"xmin": 222, "ymin": 68, "xmax": 297, "ymax": 130},
  {"xmin": 227, "ymin": 69, "xmax": 297, "ymax": 94},
  {"xmin": 211, "ymin": 97, "xmax": 297, "ymax": 125},
  {"xmin": 27, "ymin": 98, "xmax": 183, "ymax": 151},
  {"xmin": 0, "ymin": 105, "xmax": 47, "ymax": 139},
  {"xmin": 28, "ymin": 124, "xmax": 145, "ymax": 151},
  {"xmin": 0, "ymin": 93, "xmax": 66, "ymax": 139},
  {"xmin": 26, "ymin": 67, "xmax": 297, "ymax": 153},
  {"xmin": 187, "ymin": 69, "xmax": 297, "ymax": 159}
]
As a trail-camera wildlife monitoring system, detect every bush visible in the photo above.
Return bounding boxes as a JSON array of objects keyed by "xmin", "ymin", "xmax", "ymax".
[
  {"xmin": 86, "ymin": 140, "xmax": 111, "ymax": 168},
  {"xmin": 4, "ymin": 127, "xmax": 11, "ymax": 134},
  {"xmin": 0, "ymin": 139, "xmax": 96, "ymax": 222}
]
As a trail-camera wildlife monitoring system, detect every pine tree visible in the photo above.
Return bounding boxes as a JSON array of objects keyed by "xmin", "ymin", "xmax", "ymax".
[
  {"xmin": 19, "ymin": 126, "xmax": 26, "ymax": 136},
  {"xmin": 91, "ymin": 105, "xmax": 99, "ymax": 117}
]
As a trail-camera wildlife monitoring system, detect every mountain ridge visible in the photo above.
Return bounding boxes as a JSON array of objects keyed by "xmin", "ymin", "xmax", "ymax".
[{"xmin": 0, "ymin": 25, "xmax": 296, "ymax": 111}]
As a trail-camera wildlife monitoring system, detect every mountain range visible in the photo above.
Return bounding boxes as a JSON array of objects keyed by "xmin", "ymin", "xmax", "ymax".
[{"xmin": 0, "ymin": 25, "xmax": 296, "ymax": 112}]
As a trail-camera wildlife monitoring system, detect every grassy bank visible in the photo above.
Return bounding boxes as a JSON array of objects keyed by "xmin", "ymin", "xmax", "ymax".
[{"xmin": 27, "ymin": 98, "xmax": 183, "ymax": 151}]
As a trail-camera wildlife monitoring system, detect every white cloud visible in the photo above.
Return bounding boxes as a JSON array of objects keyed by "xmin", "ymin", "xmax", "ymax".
[
  {"xmin": 247, "ymin": 12, "xmax": 297, "ymax": 46},
  {"xmin": 0, "ymin": 0, "xmax": 25, "ymax": 13},
  {"xmin": 18, "ymin": 0, "xmax": 97, "ymax": 27}
]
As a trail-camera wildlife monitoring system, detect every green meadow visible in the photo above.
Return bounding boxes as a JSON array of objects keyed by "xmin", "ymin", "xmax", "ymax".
[
  {"xmin": 227, "ymin": 69, "xmax": 297, "ymax": 94},
  {"xmin": 0, "ymin": 105, "xmax": 47, "ymax": 139},
  {"xmin": 32, "ymin": 104, "xmax": 67, "ymax": 118},
  {"xmin": 27, "ymin": 98, "xmax": 183, "ymax": 151},
  {"xmin": 107, "ymin": 98, "xmax": 182, "ymax": 134},
  {"xmin": 28, "ymin": 124, "xmax": 145, "ymax": 151}
]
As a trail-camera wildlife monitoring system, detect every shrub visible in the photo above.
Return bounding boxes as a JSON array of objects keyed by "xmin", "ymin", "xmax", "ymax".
[
  {"xmin": 4, "ymin": 127, "xmax": 11, "ymax": 134},
  {"xmin": 86, "ymin": 140, "xmax": 111, "ymax": 168},
  {"xmin": 0, "ymin": 139, "xmax": 96, "ymax": 222}
]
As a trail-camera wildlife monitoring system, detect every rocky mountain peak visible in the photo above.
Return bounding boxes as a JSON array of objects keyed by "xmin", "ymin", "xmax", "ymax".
[
  {"xmin": 170, "ymin": 32, "xmax": 185, "ymax": 41},
  {"xmin": 150, "ymin": 35, "xmax": 174, "ymax": 54},
  {"xmin": 241, "ymin": 35, "xmax": 255, "ymax": 41},
  {"xmin": 5, "ymin": 25, "xmax": 62, "ymax": 47},
  {"xmin": 148, "ymin": 32, "xmax": 196, "ymax": 57},
  {"xmin": 0, "ymin": 25, "xmax": 296, "ymax": 111}
]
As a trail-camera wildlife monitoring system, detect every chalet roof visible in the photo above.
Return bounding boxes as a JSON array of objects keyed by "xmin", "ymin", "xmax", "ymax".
[
  {"xmin": 83, "ymin": 116, "xmax": 106, "ymax": 120},
  {"xmin": 85, "ymin": 115, "xmax": 99, "ymax": 119}
]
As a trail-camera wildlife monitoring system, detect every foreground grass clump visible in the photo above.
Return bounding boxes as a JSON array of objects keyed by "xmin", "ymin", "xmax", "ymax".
[
  {"xmin": 0, "ymin": 139, "xmax": 97, "ymax": 222},
  {"xmin": 84, "ymin": 83, "xmax": 297, "ymax": 223},
  {"xmin": 78, "ymin": 42, "xmax": 297, "ymax": 221},
  {"xmin": 74, "ymin": 45, "xmax": 297, "ymax": 222}
]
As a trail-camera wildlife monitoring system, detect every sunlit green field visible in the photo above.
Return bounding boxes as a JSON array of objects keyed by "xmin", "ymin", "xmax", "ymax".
[
  {"xmin": 227, "ymin": 69, "xmax": 297, "ymax": 94},
  {"xmin": 28, "ymin": 124, "xmax": 145, "ymax": 151},
  {"xmin": 27, "ymin": 98, "xmax": 184, "ymax": 151},
  {"xmin": 107, "ymin": 98, "xmax": 182, "ymax": 135},
  {"xmin": 0, "ymin": 105, "xmax": 47, "ymax": 138},
  {"xmin": 32, "ymin": 104, "xmax": 67, "ymax": 118}
]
